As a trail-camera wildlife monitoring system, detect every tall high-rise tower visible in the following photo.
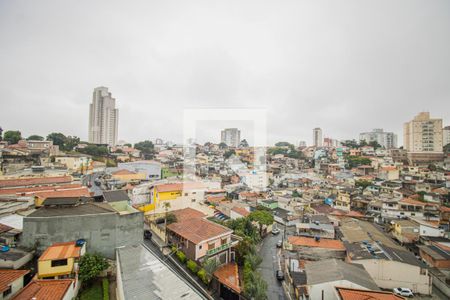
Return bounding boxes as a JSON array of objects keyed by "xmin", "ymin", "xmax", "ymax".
[
  {"xmin": 404, "ymin": 112, "xmax": 442, "ymax": 153},
  {"xmin": 221, "ymin": 128, "xmax": 241, "ymax": 147},
  {"xmin": 313, "ymin": 128, "xmax": 322, "ymax": 147},
  {"xmin": 88, "ymin": 87, "xmax": 119, "ymax": 146}
]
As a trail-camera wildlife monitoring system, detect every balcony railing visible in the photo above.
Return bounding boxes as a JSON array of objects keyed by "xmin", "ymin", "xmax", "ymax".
[{"xmin": 207, "ymin": 242, "xmax": 231, "ymax": 256}]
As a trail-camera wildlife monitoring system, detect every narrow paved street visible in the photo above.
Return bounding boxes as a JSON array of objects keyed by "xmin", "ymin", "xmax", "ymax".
[{"xmin": 258, "ymin": 228, "xmax": 286, "ymax": 300}]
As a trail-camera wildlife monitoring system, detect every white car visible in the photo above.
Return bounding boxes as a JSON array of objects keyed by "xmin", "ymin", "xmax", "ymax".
[{"xmin": 393, "ymin": 288, "xmax": 414, "ymax": 297}]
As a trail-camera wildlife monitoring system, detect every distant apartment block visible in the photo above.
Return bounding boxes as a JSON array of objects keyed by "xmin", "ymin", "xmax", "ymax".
[
  {"xmin": 220, "ymin": 128, "xmax": 240, "ymax": 148},
  {"xmin": 359, "ymin": 128, "xmax": 397, "ymax": 149},
  {"xmin": 88, "ymin": 87, "xmax": 119, "ymax": 146},
  {"xmin": 313, "ymin": 128, "xmax": 322, "ymax": 147},
  {"xmin": 443, "ymin": 125, "xmax": 450, "ymax": 147},
  {"xmin": 403, "ymin": 112, "xmax": 443, "ymax": 164}
]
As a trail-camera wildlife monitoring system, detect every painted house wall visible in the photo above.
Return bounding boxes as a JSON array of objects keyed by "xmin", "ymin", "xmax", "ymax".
[
  {"xmin": 38, "ymin": 257, "xmax": 75, "ymax": 278},
  {"xmin": 309, "ymin": 280, "xmax": 369, "ymax": 300},
  {"xmin": 354, "ymin": 259, "xmax": 431, "ymax": 295}
]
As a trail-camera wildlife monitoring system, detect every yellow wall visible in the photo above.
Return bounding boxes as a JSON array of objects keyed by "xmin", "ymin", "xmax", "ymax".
[
  {"xmin": 38, "ymin": 258, "xmax": 74, "ymax": 278},
  {"xmin": 137, "ymin": 188, "xmax": 182, "ymax": 213},
  {"xmin": 112, "ymin": 173, "xmax": 146, "ymax": 182}
]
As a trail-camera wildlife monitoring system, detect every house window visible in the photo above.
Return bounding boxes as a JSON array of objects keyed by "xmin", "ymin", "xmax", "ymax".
[
  {"xmin": 199, "ymin": 245, "xmax": 202, "ymax": 250},
  {"xmin": 184, "ymin": 193, "xmax": 188, "ymax": 196},
  {"xmin": 208, "ymin": 242, "xmax": 215, "ymax": 250},
  {"xmin": 3, "ymin": 286, "xmax": 12, "ymax": 297},
  {"xmin": 51, "ymin": 259, "xmax": 68, "ymax": 267},
  {"xmin": 221, "ymin": 238, "xmax": 227, "ymax": 245}
]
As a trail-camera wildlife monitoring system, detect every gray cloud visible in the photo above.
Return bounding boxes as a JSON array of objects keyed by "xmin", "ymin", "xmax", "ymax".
[{"xmin": 0, "ymin": 0, "xmax": 449, "ymax": 145}]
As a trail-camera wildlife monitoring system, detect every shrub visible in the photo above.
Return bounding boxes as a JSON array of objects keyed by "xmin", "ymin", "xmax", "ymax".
[
  {"xmin": 171, "ymin": 245, "xmax": 177, "ymax": 252},
  {"xmin": 78, "ymin": 253, "xmax": 110, "ymax": 283},
  {"xmin": 102, "ymin": 278, "xmax": 109, "ymax": 300},
  {"xmin": 197, "ymin": 268, "xmax": 208, "ymax": 284},
  {"xmin": 186, "ymin": 260, "xmax": 198, "ymax": 273},
  {"xmin": 176, "ymin": 250, "xmax": 187, "ymax": 263}
]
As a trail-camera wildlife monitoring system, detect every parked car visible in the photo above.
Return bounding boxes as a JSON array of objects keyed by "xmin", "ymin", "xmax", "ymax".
[
  {"xmin": 272, "ymin": 228, "xmax": 280, "ymax": 235},
  {"xmin": 276, "ymin": 270, "xmax": 284, "ymax": 281},
  {"xmin": 276, "ymin": 240, "xmax": 282, "ymax": 248},
  {"xmin": 393, "ymin": 288, "xmax": 414, "ymax": 297},
  {"xmin": 144, "ymin": 230, "xmax": 152, "ymax": 240}
]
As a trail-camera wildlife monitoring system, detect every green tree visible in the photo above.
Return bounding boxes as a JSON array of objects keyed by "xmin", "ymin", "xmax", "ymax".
[
  {"xmin": 224, "ymin": 149, "xmax": 235, "ymax": 159},
  {"xmin": 243, "ymin": 269, "xmax": 268, "ymax": 300},
  {"xmin": 124, "ymin": 143, "xmax": 132, "ymax": 147},
  {"xmin": 47, "ymin": 132, "xmax": 66, "ymax": 147},
  {"xmin": 368, "ymin": 140, "xmax": 382, "ymax": 149},
  {"xmin": 249, "ymin": 210, "xmax": 274, "ymax": 236},
  {"xmin": 292, "ymin": 189, "xmax": 301, "ymax": 197},
  {"xmin": 3, "ymin": 130, "xmax": 22, "ymax": 144},
  {"xmin": 218, "ymin": 142, "xmax": 228, "ymax": 149},
  {"xmin": 78, "ymin": 253, "xmax": 109, "ymax": 282},
  {"xmin": 355, "ymin": 179, "xmax": 372, "ymax": 190},
  {"xmin": 239, "ymin": 139, "xmax": 249, "ymax": 147},
  {"xmin": 78, "ymin": 145, "xmax": 108, "ymax": 157},
  {"xmin": 275, "ymin": 141, "xmax": 294, "ymax": 148},
  {"xmin": 134, "ymin": 140, "xmax": 155, "ymax": 158},
  {"xmin": 244, "ymin": 252, "xmax": 262, "ymax": 270},
  {"xmin": 202, "ymin": 258, "xmax": 220, "ymax": 283},
  {"xmin": 64, "ymin": 136, "xmax": 80, "ymax": 151},
  {"xmin": 341, "ymin": 139, "xmax": 359, "ymax": 149},
  {"xmin": 27, "ymin": 135, "xmax": 44, "ymax": 141}
]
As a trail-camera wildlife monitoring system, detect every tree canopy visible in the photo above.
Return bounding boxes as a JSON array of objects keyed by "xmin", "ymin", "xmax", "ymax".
[
  {"xmin": 134, "ymin": 140, "xmax": 155, "ymax": 158},
  {"xmin": 3, "ymin": 130, "xmax": 22, "ymax": 144},
  {"xmin": 27, "ymin": 135, "xmax": 44, "ymax": 141},
  {"xmin": 78, "ymin": 144, "xmax": 108, "ymax": 157},
  {"xmin": 78, "ymin": 253, "xmax": 109, "ymax": 282}
]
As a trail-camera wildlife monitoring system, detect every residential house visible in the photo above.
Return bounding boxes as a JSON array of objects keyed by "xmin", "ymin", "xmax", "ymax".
[
  {"xmin": 303, "ymin": 259, "xmax": 380, "ymax": 300},
  {"xmin": 418, "ymin": 243, "xmax": 450, "ymax": 269},
  {"xmin": 0, "ymin": 270, "xmax": 29, "ymax": 300},
  {"xmin": 334, "ymin": 287, "xmax": 404, "ymax": 300},
  {"xmin": 166, "ymin": 208, "xmax": 239, "ymax": 264},
  {"xmin": 341, "ymin": 218, "xmax": 431, "ymax": 295},
  {"xmin": 37, "ymin": 241, "xmax": 85, "ymax": 280},
  {"xmin": 287, "ymin": 236, "xmax": 346, "ymax": 261},
  {"xmin": 11, "ymin": 279, "xmax": 77, "ymax": 300},
  {"xmin": 137, "ymin": 182, "xmax": 206, "ymax": 213}
]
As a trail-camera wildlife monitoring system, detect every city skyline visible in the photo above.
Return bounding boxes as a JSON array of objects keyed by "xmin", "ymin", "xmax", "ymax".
[{"xmin": 0, "ymin": 1, "xmax": 449, "ymax": 145}]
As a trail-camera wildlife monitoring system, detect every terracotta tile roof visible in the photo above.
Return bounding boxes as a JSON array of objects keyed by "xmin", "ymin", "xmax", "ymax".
[
  {"xmin": 155, "ymin": 182, "xmax": 205, "ymax": 193},
  {"xmin": 0, "ymin": 269, "xmax": 30, "ymax": 293},
  {"xmin": 231, "ymin": 207, "xmax": 250, "ymax": 217},
  {"xmin": 112, "ymin": 169, "xmax": 135, "ymax": 175},
  {"xmin": 380, "ymin": 166, "xmax": 398, "ymax": 171},
  {"xmin": 12, "ymin": 279, "xmax": 73, "ymax": 300},
  {"xmin": 0, "ymin": 184, "xmax": 82, "ymax": 196},
  {"xmin": 33, "ymin": 187, "xmax": 91, "ymax": 200},
  {"xmin": 0, "ymin": 223, "xmax": 13, "ymax": 234},
  {"xmin": 214, "ymin": 263, "xmax": 241, "ymax": 293},
  {"xmin": 207, "ymin": 195, "xmax": 226, "ymax": 204},
  {"xmin": 440, "ymin": 206, "xmax": 450, "ymax": 212},
  {"xmin": 0, "ymin": 176, "xmax": 72, "ymax": 189},
  {"xmin": 39, "ymin": 241, "xmax": 82, "ymax": 261},
  {"xmin": 336, "ymin": 287, "xmax": 404, "ymax": 300},
  {"xmin": 399, "ymin": 198, "xmax": 425, "ymax": 206},
  {"xmin": 288, "ymin": 236, "xmax": 345, "ymax": 250},
  {"xmin": 171, "ymin": 208, "xmax": 206, "ymax": 222},
  {"xmin": 167, "ymin": 218, "xmax": 232, "ymax": 244}
]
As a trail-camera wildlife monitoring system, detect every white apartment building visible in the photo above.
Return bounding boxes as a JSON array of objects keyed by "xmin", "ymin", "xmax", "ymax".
[
  {"xmin": 313, "ymin": 127, "xmax": 322, "ymax": 147},
  {"xmin": 359, "ymin": 128, "xmax": 397, "ymax": 149},
  {"xmin": 220, "ymin": 128, "xmax": 241, "ymax": 148},
  {"xmin": 443, "ymin": 125, "xmax": 450, "ymax": 147},
  {"xmin": 88, "ymin": 87, "xmax": 119, "ymax": 146},
  {"xmin": 403, "ymin": 112, "xmax": 443, "ymax": 153}
]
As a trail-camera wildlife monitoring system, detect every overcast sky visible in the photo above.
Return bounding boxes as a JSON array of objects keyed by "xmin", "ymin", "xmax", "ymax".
[{"xmin": 0, "ymin": 0, "xmax": 449, "ymax": 146}]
